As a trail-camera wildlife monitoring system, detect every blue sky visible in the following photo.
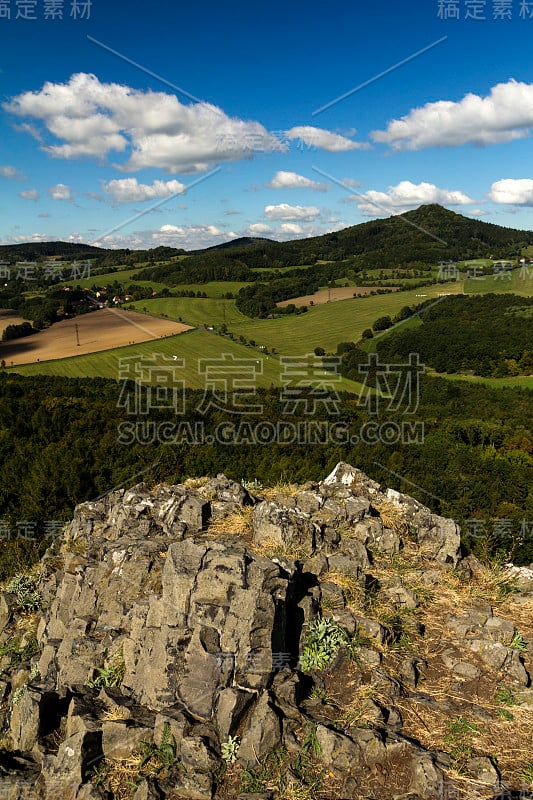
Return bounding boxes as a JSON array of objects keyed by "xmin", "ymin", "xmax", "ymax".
[{"xmin": 2, "ymin": 0, "xmax": 533, "ymax": 249}]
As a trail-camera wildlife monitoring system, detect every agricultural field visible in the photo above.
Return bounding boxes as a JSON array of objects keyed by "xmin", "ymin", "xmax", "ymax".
[
  {"xmin": 8, "ymin": 327, "xmax": 367, "ymax": 395},
  {"xmin": 225, "ymin": 281, "xmax": 463, "ymax": 356},
  {"xmin": 0, "ymin": 308, "xmax": 191, "ymax": 366},
  {"xmin": 276, "ymin": 285, "xmax": 399, "ymax": 307},
  {"xmin": 464, "ymin": 267, "xmax": 533, "ymax": 295},
  {"xmin": 129, "ymin": 297, "xmax": 248, "ymax": 327},
  {"xmin": 428, "ymin": 371, "xmax": 533, "ymax": 389}
]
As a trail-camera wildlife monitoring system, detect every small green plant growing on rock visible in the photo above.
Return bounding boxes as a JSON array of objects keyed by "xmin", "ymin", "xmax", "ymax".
[
  {"xmin": 444, "ymin": 715, "xmax": 481, "ymax": 769},
  {"xmin": 6, "ymin": 573, "xmax": 41, "ymax": 611},
  {"xmin": 137, "ymin": 723, "xmax": 183, "ymax": 778},
  {"xmin": 0, "ymin": 635, "xmax": 40, "ymax": 668},
  {"xmin": 299, "ymin": 615, "xmax": 349, "ymax": 671},
  {"xmin": 11, "ymin": 686, "xmax": 26, "ymax": 706},
  {"xmin": 239, "ymin": 742, "xmax": 325, "ymax": 800},
  {"xmin": 496, "ymin": 686, "xmax": 515, "ymax": 706},
  {"xmin": 221, "ymin": 735, "xmax": 240, "ymax": 763},
  {"xmin": 86, "ymin": 648, "xmax": 125, "ymax": 689},
  {"xmin": 510, "ymin": 630, "xmax": 527, "ymax": 651}
]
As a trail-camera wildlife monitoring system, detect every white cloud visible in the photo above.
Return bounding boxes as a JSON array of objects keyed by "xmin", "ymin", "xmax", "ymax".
[
  {"xmin": 5, "ymin": 72, "xmax": 285, "ymax": 174},
  {"xmin": 341, "ymin": 177, "xmax": 362, "ymax": 187},
  {"xmin": 354, "ymin": 181, "xmax": 474, "ymax": 216},
  {"xmin": 488, "ymin": 178, "xmax": 533, "ymax": 205},
  {"xmin": 372, "ymin": 79, "xmax": 533, "ymax": 150},
  {"xmin": 103, "ymin": 177, "xmax": 186, "ymax": 203},
  {"xmin": 277, "ymin": 223, "xmax": 304, "ymax": 236},
  {"xmin": 286, "ymin": 126, "xmax": 370, "ymax": 152},
  {"xmin": 265, "ymin": 170, "xmax": 329, "ymax": 191},
  {"xmin": 0, "ymin": 165, "xmax": 25, "ymax": 180},
  {"xmin": 466, "ymin": 208, "xmax": 488, "ymax": 217},
  {"xmin": 48, "ymin": 183, "xmax": 73, "ymax": 201},
  {"xmin": 0, "ymin": 232, "xmax": 50, "ymax": 244},
  {"xmin": 244, "ymin": 223, "xmax": 272, "ymax": 235},
  {"xmin": 19, "ymin": 189, "xmax": 39, "ymax": 200},
  {"xmin": 264, "ymin": 203, "xmax": 320, "ymax": 221}
]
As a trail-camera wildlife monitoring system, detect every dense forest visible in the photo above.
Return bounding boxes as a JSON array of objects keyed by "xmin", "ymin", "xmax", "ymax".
[
  {"xmin": 0, "ymin": 372, "xmax": 530, "ymax": 580},
  {"xmin": 375, "ymin": 294, "xmax": 533, "ymax": 377}
]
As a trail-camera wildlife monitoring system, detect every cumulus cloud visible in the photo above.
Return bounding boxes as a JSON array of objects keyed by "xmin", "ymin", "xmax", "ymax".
[
  {"xmin": 244, "ymin": 223, "xmax": 272, "ymax": 235},
  {"xmin": 0, "ymin": 165, "xmax": 26, "ymax": 180},
  {"xmin": 488, "ymin": 178, "xmax": 533, "ymax": 205},
  {"xmin": 5, "ymin": 73, "xmax": 285, "ymax": 174},
  {"xmin": 103, "ymin": 177, "xmax": 185, "ymax": 203},
  {"xmin": 372, "ymin": 79, "xmax": 533, "ymax": 150},
  {"xmin": 277, "ymin": 223, "xmax": 304, "ymax": 236},
  {"xmin": 354, "ymin": 181, "xmax": 474, "ymax": 216},
  {"xmin": 265, "ymin": 170, "xmax": 329, "ymax": 190},
  {"xmin": 19, "ymin": 189, "xmax": 39, "ymax": 200},
  {"xmin": 264, "ymin": 203, "xmax": 320, "ymax": 221},
  {"xmin": 48, "ymin": 183, "xmax": 73, "ymax": 201},
  {"xmin": 286, "ymin": 126, "xmax": 370, "ymax": 152}
]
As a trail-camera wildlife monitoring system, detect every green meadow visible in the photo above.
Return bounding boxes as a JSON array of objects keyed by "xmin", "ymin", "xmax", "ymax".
[
  {"xmin": 129, "ymin": 297, "xmax": 248, "ymax": 327},
  {"xmin": 463, "ymin": 268, "xmax": 533, "ymax": 296},
  {"xmin": 223, "ymin": 282, "xmax": 463, "ymax": 355},
  {"xmin": 8, "ymin": 328, "xmax": 366, "ymax": 395}
]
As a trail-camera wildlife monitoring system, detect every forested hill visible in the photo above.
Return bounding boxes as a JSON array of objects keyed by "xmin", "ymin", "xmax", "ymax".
[
  {"xmin": 185, "ymin": 203, "xmax": 533, "ymax": 269},
  {"xmin": 0, "ymin": 241, "xmax": 105, "ymax": 261},
  {"xmin": 3, "ymin": 205, "xmax": 533, "ymax": 269}
]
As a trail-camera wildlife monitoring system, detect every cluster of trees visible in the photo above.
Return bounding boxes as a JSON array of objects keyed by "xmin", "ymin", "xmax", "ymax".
[
  {"xmin": 2, "ymin": 322, "xmax": 36, "ymax": 342},
  {"xmin": 2, "ymin": 288, "xmax": 99, "ymax": 333},
  {"xmin": 135, "ymin": 252, "xmax": 253, "ymax": 284},
  {"xmin": 375, "ymin": 294, "xmax": 533, "ymax": 376},
  {"xmin": 0, "ymin": 372, "xmax": 530, "ymax": 579}
]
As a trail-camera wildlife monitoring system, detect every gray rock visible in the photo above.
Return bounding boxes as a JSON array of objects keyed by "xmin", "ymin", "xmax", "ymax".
[
  {"xmin": 215, "ymin": 687, "xmax": 254, "ymax": 741},
  {"xmin": 467, "ymin": 639, "xmax": 510, "ymax": 670},
  {"xmin": 321, "ymin": 462, "xmax": 382, "ymax": 498},
  {"xmin": 441, "ymin": 648, "xmax": 481, "ymax": 679},
  {"xmin": 9, "ymin": 687, "xmax": 41, "ymax": 751},
  {"xmin": 252, "ymin": 501, "xmax": 319, "ymax": 556},
  {"xmin": 338, "ymin": 537, "xmax": 371, "ymax": 569},
  {"xmin": 237, "ymin": 692, "xmax": 282, "ymax": 766},
  {"xmin": 101, "ymin": 720, "xmax": 152, "ymax": 760},
  {"xmin": 315, "ymin": 725, "xmax": 362, "ymax": 774},
  {"xmin": 466, "ymin": 756, "xmax": 500, "ymax": 786},
  {"xmin": 409, "ymin": 754, "xmax": 444, "ymax": 797}
]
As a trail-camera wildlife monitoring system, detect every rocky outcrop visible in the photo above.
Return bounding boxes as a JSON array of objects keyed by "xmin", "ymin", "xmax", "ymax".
[{"xmin": 0, "ymin": 463, "xmax": 531, "ymax": 799}]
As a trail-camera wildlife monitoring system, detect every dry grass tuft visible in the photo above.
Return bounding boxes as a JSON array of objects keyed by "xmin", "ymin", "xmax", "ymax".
[
  {"xmin": 260, "ymin": 481, "xmax": 300, "ymax": 501},
  {"xmin": 320, "ymin": 571, "xmax": 365, "ymax": 610},
  {"xmin": 250, "ymin": 537, "xmax": 311, "ymax": 561},
  {"xmin": 183, "ymin": 476, "xmax": 209, "ymax": 489},
  {"xmin": 373, "ymin": 499, "xmax": 410, "ymax": 535},
  {"xmin": 207, "ymin": 506, "xmax": 254, "ymax": 538},
  {"xmin": 101, "ymin": 704, "xmax": 131, "ymax": 722}
]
